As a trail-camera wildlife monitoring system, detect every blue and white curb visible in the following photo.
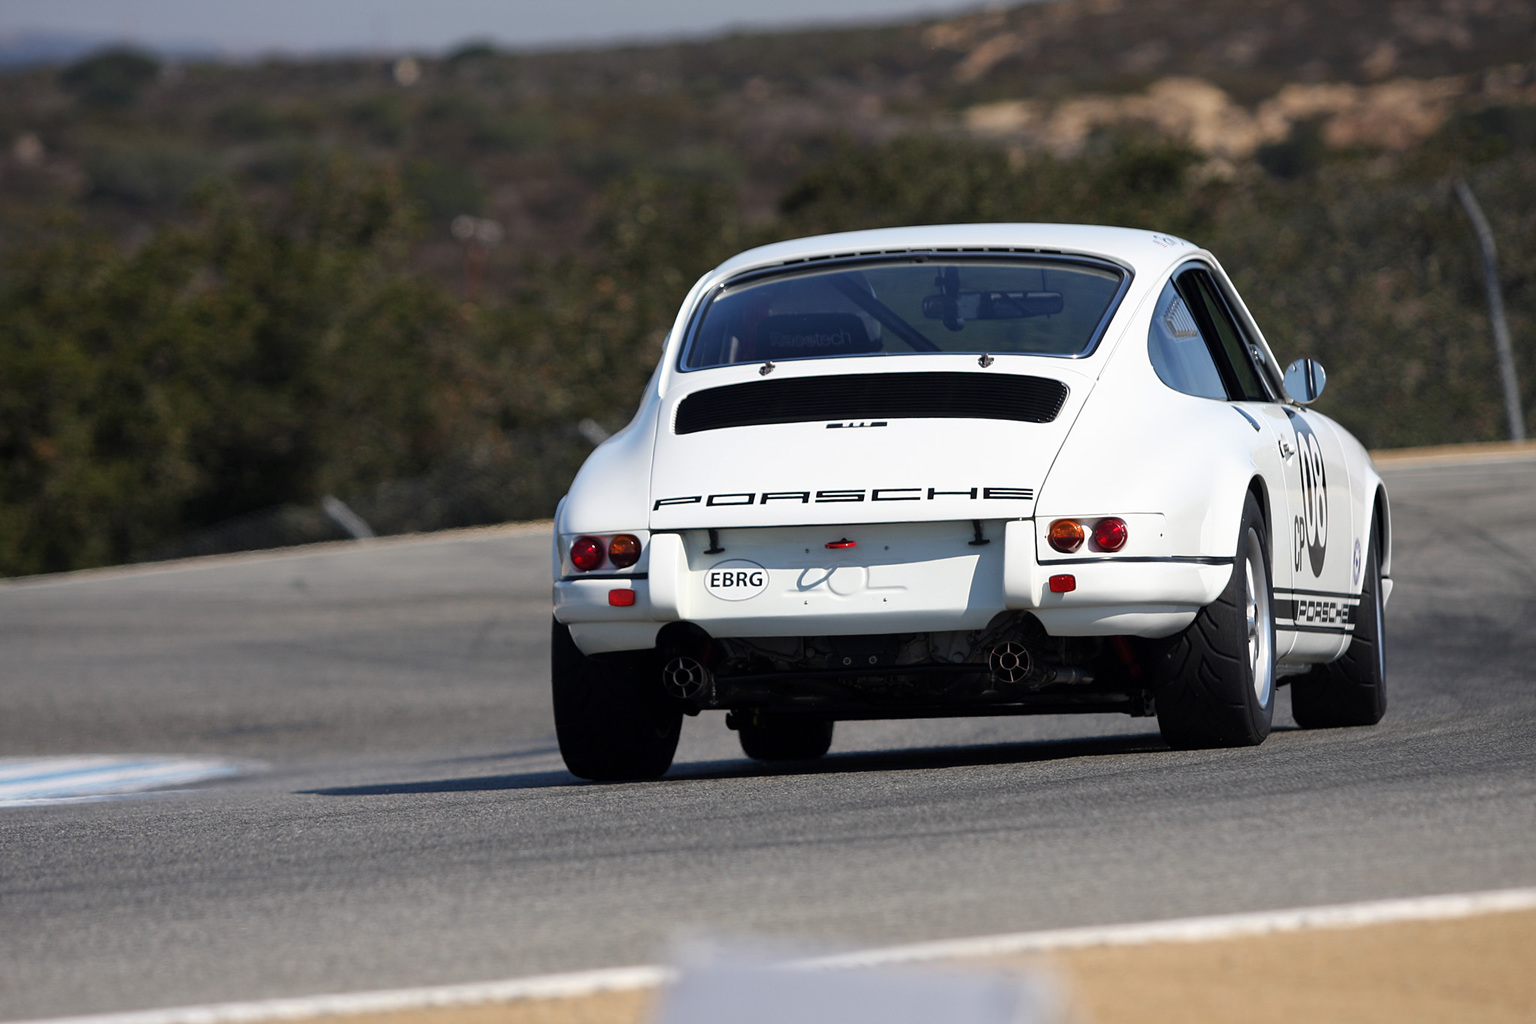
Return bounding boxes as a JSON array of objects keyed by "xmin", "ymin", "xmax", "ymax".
[{"xmin": 0, "ymin": 756, "xmax": 248, "ymax": 807}]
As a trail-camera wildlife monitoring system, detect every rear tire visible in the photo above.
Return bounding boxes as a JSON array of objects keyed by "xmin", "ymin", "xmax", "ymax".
[
  {"xmin": 738, "ymin": 717, "xmax": 834, "ymax": 762},
  {"xmin": 1291, "ymin": 528, "xmax": 1387, "ymax": 728},
  {"xmin": 551, "ymin": 619, "xmax": 681, "ymax": 781},
  {"xmin": 1153, "ymin": 492, "xmax": 1276, "ymax": 749}
]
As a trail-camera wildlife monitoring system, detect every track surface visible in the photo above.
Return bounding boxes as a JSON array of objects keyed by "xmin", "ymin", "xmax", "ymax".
[{"xmin": 2, "ymin": 458, "xmax": 1534, "ymax": 1020}]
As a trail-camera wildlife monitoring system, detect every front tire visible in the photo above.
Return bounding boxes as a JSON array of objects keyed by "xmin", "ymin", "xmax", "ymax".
[
  {"xmin": 1290, "ymin": 527, "xmax": 1387, "ymax": 728},
  {"xmin": 1153, "ymin": 492, "xmax": 1276, "ymax": 749},
  {"xmin": 551, "ymin": 619, "xmax": 682, "ymax": 781},
  {"xmin": 737, "ymin": 717, "xmax": 834, "ymax": 762}
]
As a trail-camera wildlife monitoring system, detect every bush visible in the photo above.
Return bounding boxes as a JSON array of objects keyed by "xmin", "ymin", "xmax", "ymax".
[
  {"xmin": 85, "ymin": 143, "xmax": 221, "ymax": 208},
  {"xmin": 0, "ymin": 162, "xmax": 456, "ymax": 574},
  {"xmin": 60, "ymin": 48, "xmax": 161, "ymax": 108}
]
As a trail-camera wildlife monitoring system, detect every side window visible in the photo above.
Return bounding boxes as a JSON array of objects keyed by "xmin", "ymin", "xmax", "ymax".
[
  {"xmin": 1148, "ymin": 280, "xmax": 1227, "ymax": 399},
  {"xmin": 1177, "ymin": 270, "xmax": 1272, "ymax": 402}
]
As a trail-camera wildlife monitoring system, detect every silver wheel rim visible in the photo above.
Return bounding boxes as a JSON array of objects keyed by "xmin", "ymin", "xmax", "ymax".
[
  {"xmin": 1244, "ymin": 528, "xmax": 1274, "ymax": 707},
  {"xmin": 1372, "ymin": 565, "xmax": 1386, "ymax": 680}
]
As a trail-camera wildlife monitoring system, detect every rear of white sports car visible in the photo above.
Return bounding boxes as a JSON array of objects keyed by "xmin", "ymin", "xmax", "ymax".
[{"xmin": 549, "ymin": 225, "xmax": 1374, "ymax": 779}]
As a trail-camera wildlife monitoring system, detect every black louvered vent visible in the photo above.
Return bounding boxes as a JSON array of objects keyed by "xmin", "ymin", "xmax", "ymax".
[{"xmin": 674, "ymin": 372, "xmax": 1070, "ymax": 434}]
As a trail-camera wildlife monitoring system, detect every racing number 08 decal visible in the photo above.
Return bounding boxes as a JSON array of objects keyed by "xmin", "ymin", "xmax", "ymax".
[{"xmin": 1292, "ymin": 416, "xmax": 1328, "ymax": 577}]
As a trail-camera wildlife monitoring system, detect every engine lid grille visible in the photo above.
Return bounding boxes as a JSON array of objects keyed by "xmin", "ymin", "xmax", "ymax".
[{"xmin": 673, "ymin": 371, "xmax": 1070, "ymax": 434}]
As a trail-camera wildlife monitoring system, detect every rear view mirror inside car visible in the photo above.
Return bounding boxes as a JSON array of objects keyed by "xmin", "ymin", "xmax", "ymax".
[{"xmin": 922, "ymin": 290, "xmax": 1064, "ymax": 324}]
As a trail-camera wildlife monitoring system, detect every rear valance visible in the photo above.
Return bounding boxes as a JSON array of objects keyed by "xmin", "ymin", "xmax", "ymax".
[{"xmin": 673, "ymin": 371, "xmax": 1070, "ymax": 434}]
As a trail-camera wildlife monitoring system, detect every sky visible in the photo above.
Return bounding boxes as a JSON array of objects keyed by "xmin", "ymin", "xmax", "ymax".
[{"xmin": 0, "ymin": 0, "xmax": 1000, "ymax": 56}]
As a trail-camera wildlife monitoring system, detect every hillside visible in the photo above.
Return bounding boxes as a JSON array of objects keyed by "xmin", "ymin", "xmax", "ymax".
[
  {"xmin": 3, "ymin": 0, "xmax": 1533, "ymax": 266},
  {"xmin": 0, "ymin": 0, "xmax": 1534, "ymax": 573}
]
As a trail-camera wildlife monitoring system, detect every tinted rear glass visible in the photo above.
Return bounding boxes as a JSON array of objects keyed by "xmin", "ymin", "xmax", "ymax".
[{"xmin": 681, "ymin": 258, "xmax": 1127, "ymax": 370}]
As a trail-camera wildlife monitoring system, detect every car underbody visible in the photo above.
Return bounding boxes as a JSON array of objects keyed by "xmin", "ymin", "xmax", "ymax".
[{"xmin": 649, "ymin": 612, "xmax": 1157, "ymax": 722}]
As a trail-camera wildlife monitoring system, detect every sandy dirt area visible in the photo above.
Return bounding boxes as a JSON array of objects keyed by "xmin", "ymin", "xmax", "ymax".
[
  {"xmin": 304, "ymin": 908, "xmax": 1535, "ymax": 1024},
  {"xmin": 1001, "ymin": 908, "xmax": 1536, "ymax": 1024}
]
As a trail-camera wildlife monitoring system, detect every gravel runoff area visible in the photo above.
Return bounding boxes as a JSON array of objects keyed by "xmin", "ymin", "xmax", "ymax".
[
  {"xmin": 139, "ymin": 903, "xmax": 1536, "ymax": 1024},
  {"xmin": 22, "ymin": 895, "xmax": 1531, "ymax": 1024}
]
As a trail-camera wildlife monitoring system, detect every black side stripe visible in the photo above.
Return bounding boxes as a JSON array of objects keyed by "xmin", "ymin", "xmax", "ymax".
[{"xmin": 1277, "ymin": 587, "xmax": 1360, "ymax": 600}]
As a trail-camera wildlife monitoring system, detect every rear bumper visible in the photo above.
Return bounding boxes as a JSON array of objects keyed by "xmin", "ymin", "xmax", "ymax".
[{"xmin": 554, "ymin": 521, "xmax": 1231, "ymax": 654}]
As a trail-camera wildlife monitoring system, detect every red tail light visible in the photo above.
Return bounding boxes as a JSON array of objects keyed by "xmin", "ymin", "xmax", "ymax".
[
  {"xmin": 1049, "ymin": 574, "xmax": 1077, "ymax": 593},
  {"xmin": 608, "ymin": 534, "xmax": 642, "ymax": 568},
  {"xmin": 1048, "ymin": 519, "xmax": 1085, "ymax": 553},
  {"xmin": 570, "ymin": 535, "xmax": 604, "ymax": 572},
  {"xmin": 1092, "ymin": 517, "xmax": 1128, "ymax": 552}
]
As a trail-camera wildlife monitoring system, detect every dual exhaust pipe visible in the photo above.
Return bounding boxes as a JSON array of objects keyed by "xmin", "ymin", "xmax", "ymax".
[
  {"xmin": 988, "ymin": 640, "xmax": 1092, "ymax": 687},
  {"xmin": 663, "ymin": 656, "xmax": 712, "ymax": 701}
]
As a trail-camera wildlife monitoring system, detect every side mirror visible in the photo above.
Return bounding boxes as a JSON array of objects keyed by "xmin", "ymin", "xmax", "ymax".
[{"xmin": 1283, "ymin": 358, "xmax": 1327, "ymax": 405}]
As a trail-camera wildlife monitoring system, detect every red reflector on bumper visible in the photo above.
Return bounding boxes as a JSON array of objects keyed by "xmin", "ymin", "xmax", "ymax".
[
  {"xmin": 1048, "ymin": 574, "xmax": 1076, "ymax": 593},
  {"xmin": 608, "ymin": 589, "xmax": 636, "ymax": 607},
  {"xmin": 825, "ymin": 539, "xmax": 856, "ymax": 549}
]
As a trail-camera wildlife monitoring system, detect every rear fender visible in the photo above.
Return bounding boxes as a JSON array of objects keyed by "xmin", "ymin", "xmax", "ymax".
[
  {"xmin": 1036, "ymin": 338, "xmax": 1263, "ymax": 566},
  {"xmin": 557, "ymin": 395, "xmax": 662, "ymax": 537}
]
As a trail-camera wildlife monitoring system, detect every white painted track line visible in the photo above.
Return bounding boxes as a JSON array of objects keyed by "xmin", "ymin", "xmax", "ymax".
[
  {"xmin": 2, "ymin": 968, "xmax": 675, "ymax": 1024},
  {"xmin": 805, "ymin": 885, "xmax": 1536, "ymax": 969},
  {"xmin": 0, "ymin": 757, "xmax": 247, "ymax": 808},
  {"xmin": 11, "ymin": 887, "xmax": 1535, "ymax": 1024}
]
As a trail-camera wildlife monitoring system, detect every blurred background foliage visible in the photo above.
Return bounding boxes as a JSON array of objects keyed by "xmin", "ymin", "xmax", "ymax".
[{"xmin": 1, "ymin": 0, "xmax": 1534, "ymax": 574}]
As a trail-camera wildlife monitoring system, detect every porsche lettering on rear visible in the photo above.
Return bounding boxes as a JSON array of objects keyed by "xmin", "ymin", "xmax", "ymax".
[{"xmin": 654, "ymin": 486, "xmax": 1034, "ymax": 510}]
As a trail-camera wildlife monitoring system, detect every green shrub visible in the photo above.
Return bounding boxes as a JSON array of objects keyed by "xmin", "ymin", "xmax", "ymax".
[{"xmin": 60, "ymin": 47, "xmax": 161, "ymax": 108}]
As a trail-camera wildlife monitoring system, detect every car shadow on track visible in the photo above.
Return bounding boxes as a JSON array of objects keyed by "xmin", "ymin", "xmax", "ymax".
[{"xmin": 299, "ymin": 732, "xmax": 1169, "ymax": 796}]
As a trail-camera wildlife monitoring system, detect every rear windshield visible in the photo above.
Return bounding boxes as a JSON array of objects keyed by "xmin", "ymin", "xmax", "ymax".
[{"xmin": 681, "ymin": 257, "xmax": 1127, "ymax": 370}]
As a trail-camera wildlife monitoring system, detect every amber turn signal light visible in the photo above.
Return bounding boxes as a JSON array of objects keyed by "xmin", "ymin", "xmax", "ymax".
[
  {"xmin": 1048, "ymin": 519, "xmax": 1085, "ymax": 553},
  {"xmin": 608, "ymin": 534, "xmax": 642, "ymax": 568}
]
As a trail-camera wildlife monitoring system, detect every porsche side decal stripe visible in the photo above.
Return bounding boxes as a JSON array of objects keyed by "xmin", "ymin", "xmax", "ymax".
[
  {"xmin": 1280, "ymin": 624, "xmax": 1356, "ymax": 635},
  {"xmin": 1276, "ymin": 598, "xmax": 1357, "ymax": 625},
  {"xmin": 1042, "ymin": 555, "xmax": 1235, "ymax": 566}
]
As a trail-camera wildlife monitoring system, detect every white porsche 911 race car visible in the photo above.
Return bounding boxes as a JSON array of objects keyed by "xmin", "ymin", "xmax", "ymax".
[{"xmin": 550, "ymin": 224, "xmax": 1390, "ymax": 780}]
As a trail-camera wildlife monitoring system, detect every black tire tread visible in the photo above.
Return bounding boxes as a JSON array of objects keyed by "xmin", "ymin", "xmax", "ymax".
[
  {"xmin": 1153, "ymin": 493, "xmax": 1275, "ymax": 749},
  {"xmin": 1291, "ymin": 531, "xmax": 1387, "ymax": 728},
  {"xmin": 551, "ymin": 620, "xmax": 682, "ymax": 781}
]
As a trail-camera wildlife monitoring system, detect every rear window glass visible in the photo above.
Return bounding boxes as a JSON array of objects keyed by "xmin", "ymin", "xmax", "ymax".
[{"xmin": 681, "ymin": 258, "xmax": 1127, "ymax": 370}]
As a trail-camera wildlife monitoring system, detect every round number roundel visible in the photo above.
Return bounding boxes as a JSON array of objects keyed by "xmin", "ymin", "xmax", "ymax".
[
  {"xmin": 1294, "ymin": 417, "xmax": 1328, "ymax": 577},
  {"xmin": 705, "ymin": 559, "xmax": 769, "ymax": 601}
]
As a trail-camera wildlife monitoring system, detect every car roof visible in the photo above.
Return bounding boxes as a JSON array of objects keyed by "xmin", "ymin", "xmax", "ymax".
[{"xmin": 709, "ymin": 223, "xmax": 1201, "ymax": 281}]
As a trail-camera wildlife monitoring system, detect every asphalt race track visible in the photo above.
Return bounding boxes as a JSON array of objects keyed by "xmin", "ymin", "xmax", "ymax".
[{"xmin": 2, "ymin": 455, "xmax": 1534, "ymax": 1020}]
